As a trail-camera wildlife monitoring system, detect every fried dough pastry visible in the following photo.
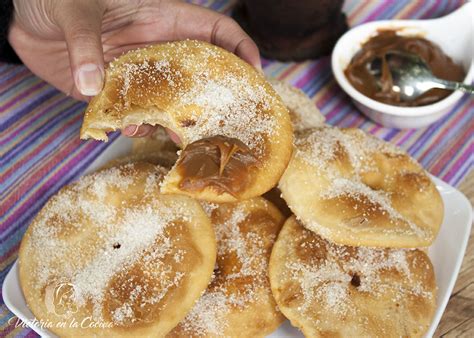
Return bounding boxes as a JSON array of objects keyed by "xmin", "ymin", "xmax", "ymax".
[
  {"xmin": 269, "ymin": 216, "xmax": 437, "ymax": 338},
  {"xmin": 267, "ymin": 78, "xmax": 325, "ymax": 131},
  {"xmin": 279, "ymin": 127, "xmax": 443, "ymax": 248},
  {"xmin": 80, "ymin": 41, "xmax": 293, "ymax": 202},
  {"xmin": 168, "ymin": 198, "xmax": 285, "ymax": 337},
  {"xmin": 19, "ymin": 162, "xmax": 216, "ymax": 337}
]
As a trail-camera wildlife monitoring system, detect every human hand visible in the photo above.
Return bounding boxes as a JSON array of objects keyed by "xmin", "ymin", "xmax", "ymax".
[{"xmin": 8, "ymin": 0, "xmax": 261, "ymax": 138}]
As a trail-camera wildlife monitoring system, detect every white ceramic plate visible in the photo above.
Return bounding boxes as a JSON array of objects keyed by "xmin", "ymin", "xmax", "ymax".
[{"xmin": 3, "ymin": 137, "xmax": 472, "ymax": 337}]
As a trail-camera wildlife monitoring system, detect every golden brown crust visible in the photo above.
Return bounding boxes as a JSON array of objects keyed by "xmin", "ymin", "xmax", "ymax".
[
  {"xmin": 168, "ymin": 198, "xmax": 286, "ymax": 337},
  {"xmin": 19, "ymin": 162, "xmax": 216, "ymax": 337},
  {"xmin": 279, "ymin": 126, "xmax": 443, "ymax": 248},
  {"xmin": 81, "ymin": 41, "xmax": 293, "ymax": 202},
  {"xmin": 269, "ymin": 216, "xmax": 437, "ymax": 338}
]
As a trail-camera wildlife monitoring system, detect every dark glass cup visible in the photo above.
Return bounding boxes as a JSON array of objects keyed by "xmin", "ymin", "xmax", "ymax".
[{"xmin": 233, "ymin": 0, "xmax": 348, "ymax": 61}]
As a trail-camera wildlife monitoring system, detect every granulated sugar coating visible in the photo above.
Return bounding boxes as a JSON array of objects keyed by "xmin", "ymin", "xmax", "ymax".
[
  {"xmin": 82, "ymin": 40, "xmax": 293, "ymax": 203},
  {"xmin": 269, "ymin": 217, "xmax": 437, "ymax": 338},
  {"xmin": 18, "ymin": 162, "xmax": 216, "ymax": 337},
  {"xmin": 168, "ymin": 198, "xmax": 285, "ymax": 337},
  {"xmin": 82, "ymin": 40, "xmax": 291, "ymax": 156},
  {"xmin": 294, "ymin": 127, "xmax": 404, "ymax": 176},
  {"xmin": 115, "ymin": 54, "xmax": 276, "ymax": 155},
  {"xmin": 267, "ymin": 78, "xmax": 325, "ymax": 131},
  {"xmin": 279, "ymin": 126, "xmax": 444, "ymax": 248}
]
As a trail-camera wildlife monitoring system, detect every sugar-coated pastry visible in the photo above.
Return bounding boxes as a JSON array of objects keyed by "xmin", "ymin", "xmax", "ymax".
[
  {"xmin": 168, "ymin": 198, "xmax": 285, "ymax": 337},
  {"xmin": 267, "ymin": 78, "xmax": 325, "ymax": 131},
  {"xmin": 81, "ymin": 41, "xmax": 293, "ymax": 202},
  {"xmin": 19, "ymin": 162, "xmax": 216, "ymax": 337},
  {"xmin": 279, "ymin": 126, "xmax": 443, "ymax": 248},
  {"xmin": 269, "ymin": 216, "xmax": 437, "ymax": 338}
]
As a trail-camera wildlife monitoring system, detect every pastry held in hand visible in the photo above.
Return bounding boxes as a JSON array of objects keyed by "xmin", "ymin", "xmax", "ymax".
[
  {"xmin": 19, "ymin": 162, "xmax": 216, "ymax": 337},
  {"xmin": 269, "ymin": 216, "xmax": 436, "ymax": 337},
  {"xmin": 169, "ymin": 197, "xmax": 285, "ymax": 337},
  {"xmin": 279, "ymin": 126, "xmax": 443, "ymax": 248},
  {"xmin": 81, "ymin": 41, "xmax": 293, "ymax": 202}
]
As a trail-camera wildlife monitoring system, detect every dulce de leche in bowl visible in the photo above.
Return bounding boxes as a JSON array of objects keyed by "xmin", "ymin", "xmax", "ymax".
[{"xmin": 344, "ymin": 29, "xmax": 465, "ymax": 107}]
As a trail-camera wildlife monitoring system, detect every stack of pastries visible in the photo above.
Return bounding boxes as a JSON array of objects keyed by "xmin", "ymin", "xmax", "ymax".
[{"xmin": 19, "ymin": 41, "xmax": 443, "ymax": 337}]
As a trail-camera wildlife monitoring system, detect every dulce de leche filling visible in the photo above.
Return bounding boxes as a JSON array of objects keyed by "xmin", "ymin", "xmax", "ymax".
[
  {"xmin": 344, "ymin": 30, "xmax": 465, "ymax": 107},
  {"xmin": 176, "ymin": 135, "xmax": 258, "ymax": 196}
]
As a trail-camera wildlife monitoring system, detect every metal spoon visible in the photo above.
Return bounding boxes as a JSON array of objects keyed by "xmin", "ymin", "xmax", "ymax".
[{"xmin": 368, "ymin": 51, "xmax": 474, "ymax": 102}]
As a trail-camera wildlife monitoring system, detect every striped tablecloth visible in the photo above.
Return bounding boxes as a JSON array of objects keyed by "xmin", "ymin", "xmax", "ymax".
[{"xmin": 1, "ymin": 0, "xmax": 472, "ymax": 336}]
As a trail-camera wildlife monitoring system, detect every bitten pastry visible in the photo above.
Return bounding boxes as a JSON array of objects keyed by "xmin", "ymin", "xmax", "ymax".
[
  {"xmin": 19, "ymin": 162, "xmax": 216, "ymax": 337},
  {"xmin": 267, "ymin": 78, "xmax": 325, "ymax": 131},
  {"xmin": 81, "ymin": 41, "xmax": 293, "ymax": 202},
  {"xmin": 269, "ymin": 216, "xmax": 437, "ymax": 338},
  {"xmin": 168, "ymin": 198, "xmax": 286, "ymax": 337},
  {"xmin": 279, "ymin": 126, "xmax": 443, "ymax": 248}
]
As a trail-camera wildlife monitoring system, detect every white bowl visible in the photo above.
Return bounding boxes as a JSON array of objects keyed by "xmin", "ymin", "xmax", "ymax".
[{"xmin": 331, "ymin": 2, "xmax": 474, "ymax": 129}]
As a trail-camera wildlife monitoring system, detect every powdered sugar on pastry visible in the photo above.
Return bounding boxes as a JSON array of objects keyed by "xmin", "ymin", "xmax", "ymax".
[
  {"xmin": 81, "ymin": 41, "xmax": 293, "ymax": 203},
  {"xmin": 169, "ymin": 198, "xmax": 285, "ymax": 337},
  {"xmin": 279, "ymin": 126, "xmax": 443, "ymax": 247},
  {"xmin": 19, "ymin": 162, "xmax": 216, "ymax": 337},
  {"xmin": 267, "ymin": 78, "xmax": 325, "ymax": 131},
  {"xmin": 269, "ymin": 217, "xmax": 437, "ymax": 337}
]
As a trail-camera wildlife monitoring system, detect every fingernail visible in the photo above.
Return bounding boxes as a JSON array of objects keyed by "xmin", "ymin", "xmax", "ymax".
[
  {"xmin": 76, "ymin": 64, "xmax": 103, "ymax": 96},
  {"xmin": 255, "ymin": 64, "xmax": 264, "ymax": 74},
  {"xmin": 123, "ymin": 125, "xmax": 139, "ymax": 136}
]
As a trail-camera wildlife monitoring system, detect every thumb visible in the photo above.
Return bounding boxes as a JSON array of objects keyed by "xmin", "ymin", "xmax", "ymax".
[{"xmin": 55, "ymin": 1, "xmax": 104, "ymax": 96}]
